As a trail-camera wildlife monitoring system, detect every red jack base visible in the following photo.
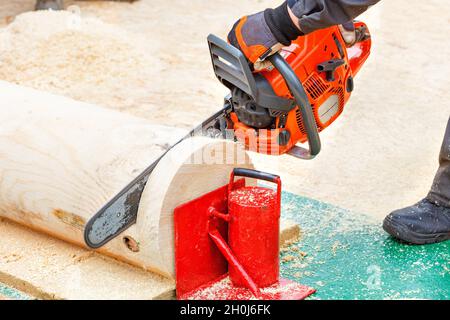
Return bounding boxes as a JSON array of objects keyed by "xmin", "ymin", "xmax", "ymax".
[
  {"xmin": 174, "ymin": 175, "xmax": 316, "ymax": 301},
  {"xmin": 180, "ymin": 275, "xmax": 316, "ymax": 300}
]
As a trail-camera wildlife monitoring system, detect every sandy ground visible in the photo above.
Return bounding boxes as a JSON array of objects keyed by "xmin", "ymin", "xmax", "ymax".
[{"xmin": 0, "ymin": 0, "xmax": 449, "ymax": 220}]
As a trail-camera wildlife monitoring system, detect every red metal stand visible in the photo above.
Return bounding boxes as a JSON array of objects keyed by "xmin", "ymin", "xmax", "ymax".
[{"xmin": 174, "ymin": 169, "xmax": 315, "ymax": 300}]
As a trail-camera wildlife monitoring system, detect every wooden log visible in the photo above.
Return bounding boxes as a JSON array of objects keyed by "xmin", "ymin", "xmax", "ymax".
[
  {"xmin": 0, "ymin": 217, "xmax": 176, "ymax": 300},
  {"xmin": 0, "ymin": 216, "xmax": 301, "ymax": 300},
  {"xmin": 0, "ymin": 81, "xmax": 254, "ymax": 278}
]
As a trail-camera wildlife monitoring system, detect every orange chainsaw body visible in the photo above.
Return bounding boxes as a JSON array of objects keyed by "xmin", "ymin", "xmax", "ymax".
[{"xmin": 230, "ymin": 22, "xmax": 371, "ymax": 155}]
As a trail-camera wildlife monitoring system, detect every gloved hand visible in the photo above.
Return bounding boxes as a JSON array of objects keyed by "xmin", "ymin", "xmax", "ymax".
[
  {"xmin": 338, "ymin": 21, "xmax": 370, "ymax": 47},
  {"xmin": 228, "ymin": 3, "xmax": 302, "ymax": 71}
]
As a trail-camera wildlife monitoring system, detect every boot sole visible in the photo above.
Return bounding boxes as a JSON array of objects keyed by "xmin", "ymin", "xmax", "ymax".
[{"xmin": 383, "ymin": 218, "xmax": 450, "ymax": 245}]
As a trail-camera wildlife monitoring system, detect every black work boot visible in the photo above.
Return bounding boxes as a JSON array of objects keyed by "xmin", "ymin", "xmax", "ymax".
[
  {"xmin": 35, "ymin": 0, "xmax": 64, "ymax": 11},
  {"xmin": 383, "ymin": 199, "xmax": 450, "ymax": 245}
]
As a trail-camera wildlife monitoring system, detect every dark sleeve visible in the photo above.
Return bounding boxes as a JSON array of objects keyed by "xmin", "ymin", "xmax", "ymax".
[
  {"xmin": 264, "ymin": 0, "xmax": 380, "ymax": 45},
  {"xmin": 289, "ymin": 0, "xmax": 380, "ymax": 34}
]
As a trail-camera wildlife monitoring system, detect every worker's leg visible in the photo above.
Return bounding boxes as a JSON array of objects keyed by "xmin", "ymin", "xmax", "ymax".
[
  {"xmin": 383, "ymin": 117, "xmax": 450, "ymax": 245},
  {"xmin": 35, "ymin": 0, "xmax": 64, "ymax": 11},
  {"xmin": 427, "ymin": 117, "xmax": 450, "ymax": 206}
]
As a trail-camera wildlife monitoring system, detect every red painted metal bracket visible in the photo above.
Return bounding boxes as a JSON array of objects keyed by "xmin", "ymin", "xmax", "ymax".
[{"xmin": 174, "ymin": 178, "xmax": 315, "ymax": 300}]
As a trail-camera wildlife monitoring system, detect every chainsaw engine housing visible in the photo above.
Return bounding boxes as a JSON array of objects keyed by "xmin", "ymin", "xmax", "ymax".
[{"xmin": 208, "ymin": 22, "xmax": 371, "ymax": 155}]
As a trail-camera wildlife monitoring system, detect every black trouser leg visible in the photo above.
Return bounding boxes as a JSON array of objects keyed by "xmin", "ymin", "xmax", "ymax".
[
  {"xmin": 427, "ymin": 116, "xmax": 450, "ymax": 207},
  {"xmin": 35, "ymin": 0, "xmax": 63, "ymax": 11},
  {"xmin": 383, "ymin": 117, "xmax": 450, "ymax": 244}
]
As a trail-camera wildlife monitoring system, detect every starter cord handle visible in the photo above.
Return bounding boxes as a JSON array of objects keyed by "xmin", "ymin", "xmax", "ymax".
[{"xmin": 268, "ymin": 53, "xmax": 322, "ymax": 159}]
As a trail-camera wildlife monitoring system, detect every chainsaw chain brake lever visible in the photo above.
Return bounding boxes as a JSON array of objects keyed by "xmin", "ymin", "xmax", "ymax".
[{"xmin": 268, "ymin": 54, "xmax": 322, "ymax": 160}]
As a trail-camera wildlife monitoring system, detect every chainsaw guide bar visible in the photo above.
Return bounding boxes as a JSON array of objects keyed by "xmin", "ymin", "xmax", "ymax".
[{"xmin": 84, "ymin": 106, "xmax": 231, "ymax": 249}]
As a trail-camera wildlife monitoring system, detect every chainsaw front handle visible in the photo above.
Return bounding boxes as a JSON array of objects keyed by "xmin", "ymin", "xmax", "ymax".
[{"xmin": 268, "ymin": 53, "xmax": 322, "ymax": 159}]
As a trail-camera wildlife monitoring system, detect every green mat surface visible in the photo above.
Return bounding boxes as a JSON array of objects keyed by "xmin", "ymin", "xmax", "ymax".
[
  {"xmin": 0, "ymin": 284, "xmax": 29, "ymax": 300},
  {"xmin": 280, "ymin": 191, "xmax": 450, "ymax": 300}
]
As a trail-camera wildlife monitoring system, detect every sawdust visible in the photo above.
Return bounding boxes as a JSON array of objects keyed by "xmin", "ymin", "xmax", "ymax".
[
  {"xmin": 186, "ymin": 276, "xmax": 313, "ymax": 300},
  {"xmin": 0, "ymin": 218, "xmax": 176, "ymax": 299},
  {"xmin": 71, "ymin": 251, "xmax": 95, "ymax": 264},
  {"xmin": 0, "ymin": 10, "xmax": 160, "ymax": 113},
  {"xmin": 281, "ymin": 240, "xmax": 308, "ymax": 267},
  {"xmin": 229, "ymin": 187, "xmax": 276, "ymax": 207},
  {"xmin": 281, "ymin": 255, "xmax": 295, "ymax": 263},
  {"xmin": 282, "ymin": 251, "xmax": 308, "ymax": 264},
  {"xmin": 1, "ymin": 253, "xmax": 22, "ymax": 264},
  {"xmin": 331, "ymin": 241, "xmax": 341, "ymax": 256}
]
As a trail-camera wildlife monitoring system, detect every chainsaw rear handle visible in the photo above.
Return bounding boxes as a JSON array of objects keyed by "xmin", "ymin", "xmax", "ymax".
[
  {"xmin": 268, "ymin": 53, "xmax": 322, "ymax": 159},
  {"xmin": 229, "ymin": 168, "xmax": 282, "ymax": 205},
  {"xmin": 347, "ymin": 21, "xmax": 372, "ymax": 76}
]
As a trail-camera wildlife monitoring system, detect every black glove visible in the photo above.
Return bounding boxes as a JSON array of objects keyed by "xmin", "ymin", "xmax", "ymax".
[{"xmin": 227, "ymin": 2, "xmax": 302, "ymax": 71}]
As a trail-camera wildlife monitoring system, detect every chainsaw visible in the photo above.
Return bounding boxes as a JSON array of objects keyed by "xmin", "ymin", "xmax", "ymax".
[{"xmin": 84, "ymin": 21, "xmax": 372, "ymax": 249}]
